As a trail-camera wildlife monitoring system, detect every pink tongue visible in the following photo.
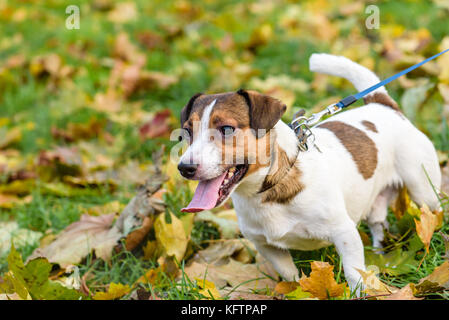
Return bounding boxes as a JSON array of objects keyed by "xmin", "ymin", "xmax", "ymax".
[{"xmin": 181, "ymin": 173, "xmax": 227, "ymax": 213}]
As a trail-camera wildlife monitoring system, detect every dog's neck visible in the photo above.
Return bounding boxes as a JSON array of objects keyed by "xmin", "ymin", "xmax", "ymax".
[{"xmin": 234, "ymin": 120, "xmax": 302, "ymax": 200}]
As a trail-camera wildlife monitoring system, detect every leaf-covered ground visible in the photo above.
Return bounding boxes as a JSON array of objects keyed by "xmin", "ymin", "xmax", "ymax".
[{"xmin": 1, "ymin": 0, "xmax": 449, "ymax": 300}]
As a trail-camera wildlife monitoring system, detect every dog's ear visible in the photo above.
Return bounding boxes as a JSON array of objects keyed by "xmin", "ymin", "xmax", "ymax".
[
  {"xmin": 237, "ymin": 89, "xmax": 286, "ymax": 137},
  {"xmin": 180, "ymin": 93, "xmax": 202, "ymax": 126}
]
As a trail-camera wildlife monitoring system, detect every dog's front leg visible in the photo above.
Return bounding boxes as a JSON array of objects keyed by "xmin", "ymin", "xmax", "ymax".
[
  {"xmin": 254, "ymin": 242, "xmax": 299, "ymax": 282},
  {"xmin": 331, "ymin": 222, "xmax": 366, "ymax": 296}
]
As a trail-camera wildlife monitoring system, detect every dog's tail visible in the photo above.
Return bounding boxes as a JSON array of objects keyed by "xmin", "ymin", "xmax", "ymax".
[{"xmin": 309, "ymin": 53, "xmax": 400, "ymax": 111}]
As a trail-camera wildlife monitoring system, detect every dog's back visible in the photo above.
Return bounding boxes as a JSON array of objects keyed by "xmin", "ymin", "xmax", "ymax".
[{"xmin": 309, "ymin": 53, "xmax": 441, "ymax": 214}]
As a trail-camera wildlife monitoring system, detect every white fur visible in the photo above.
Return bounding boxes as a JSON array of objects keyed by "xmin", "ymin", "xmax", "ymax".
[
  {"xmin": 179, "ymin": 99, "xmax": 224, "ymax": 180},
  {"xmin": 231, "ymin": 55, "xmax": 442, "ymax": 293},
  {"xmin": 183, "ymin": 54, "xmax": 442, "ymax": 295},
  {"xmin": 310, "ymin": 53, "xmax": 388, "ymax": 96}
]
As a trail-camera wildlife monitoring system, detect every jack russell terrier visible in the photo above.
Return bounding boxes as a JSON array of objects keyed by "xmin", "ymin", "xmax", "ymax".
[{"xmin": 177, "ymin": 53, "xmax": 442, "ymax": 293}]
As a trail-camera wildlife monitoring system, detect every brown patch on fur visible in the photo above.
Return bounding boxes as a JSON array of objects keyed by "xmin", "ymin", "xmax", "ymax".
[
  {"xmin": 361, "ymin": 120, "xmax": 378, "ymax": 133},
  {"xmin": 318, "ymin": 121, "xmax": 378, "ymax": 180},
  {"xmin": 364, "ymin": 92, "xmax": 400, "ymax": 112},
  {"xmin": 259, "ymin": 145, "xmax": 304, "ymax": 204},
  {"xmin": 237, "ymin": 89, "xmax": 287, "ymax": 137},
  {"xmin": 209, "ymin": 95, "xmax": 251, "ymax": 130}
]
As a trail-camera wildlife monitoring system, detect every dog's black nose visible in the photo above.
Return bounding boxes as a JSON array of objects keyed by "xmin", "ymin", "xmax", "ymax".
[{"xmin": 178, "ymin": 162, "xmax": 198, "ymax": 179}]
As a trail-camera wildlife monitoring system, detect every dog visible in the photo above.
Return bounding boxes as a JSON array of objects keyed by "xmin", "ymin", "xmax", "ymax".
[{"xmin": 177, "ymin": 53, "xmax": 442, "ymax": 293}]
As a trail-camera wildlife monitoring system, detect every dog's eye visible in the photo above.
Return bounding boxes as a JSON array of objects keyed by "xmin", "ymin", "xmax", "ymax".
[
  {"xmin": 179, "ymin": 128, "xmax": 192, "ymax": 142},
  {"xmin": 219, "ymin": 125, "xmax": 235, "ymax": 137}
]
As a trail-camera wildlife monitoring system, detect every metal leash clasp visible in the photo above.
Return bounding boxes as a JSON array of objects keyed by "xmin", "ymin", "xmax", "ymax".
[{"xmin": 290, "ymin": 103, "xmax": 342, "ymax": 151}]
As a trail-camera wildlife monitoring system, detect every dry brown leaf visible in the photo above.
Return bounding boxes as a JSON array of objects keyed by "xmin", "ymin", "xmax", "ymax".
[
  {"xmin": 299, "ymin": 261, "xmax": 346, "ymax": 300},
  {"xmin": 274, "ymin": 281, "xmax": 299, "ymax": 295},
  {"xmin": 184, "ymin": 259, "xmax": 277, "ymax": 292},
  {"xmin": 192, "ymin": 239, "xmax": 256, "ymax": 267},
  {"xmin": 139, "ymin": 109, "xmax": 172, "ymax": 140},
  {"xmin": 92, "ymin": 91, "xmax": 123, "ymax": 113},
  {"xmin": 107, "ymin": 2, "xmax": 137, "ymax": 24},
  {"xmin": 385, "ymin": 284, "xmax": 422, "ymax": 300},
  {"xmin": 29, "ymin": 214, "xmax": 121, "ymax": 268},
  {"xmin": 419, "ymin": 260, "xmax": 449, "ymax": 289},
  {"xmin": 226, "ymin": 291, "xmax": 275, "ymax": 300},
  {"xmin": 124, "ymin": 216, "xmax": 153, "ymax": 251}
]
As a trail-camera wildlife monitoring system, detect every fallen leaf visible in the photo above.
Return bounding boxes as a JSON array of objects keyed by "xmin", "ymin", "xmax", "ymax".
[
  {"xmin": 226, "ymin": 291, "xmax": 275, "ymax": 300},
  {"xmin": 86, "ymin": 201, "xmax": 122, "ymax": 216},
  {"xmin": 0, "ymin": 194, "xmax": 32, "ymax": 209},
  {"xmin": 29, "ymin": 214, "xmax": 121, "ymax": 268},
  {"xmin": 139, "ymin": 109, "xmax": 172, "ymax": 140},
  {"xmin": 414, "ymin": 205, "xmax": 439, "ymax": 252},
  {"xmin": 125, "ymin": 216, "xmax": 153, "ymax": 251},
  {"xmin": 0, "ymin": 127, "xmax": 21, "ymax": 150},
  {"xmin": 299, "ymin": 261, "xmax": 346, "ymax": 300},
  {"xmin": 400, "ymin": 82, "xmax": 434, "ymax": 122},
  {"xmin": 107, "ymin": 2, "xmax": 137, "ymax": 23},
  {"xmin": 357, "ymin": 268, "xmax": 394, "ymax": 297},
  {"xmin": 385, "ymin": 284, "xmax": 422, "ymax": 300},
  {"xmin": 0, "ymin": 222, "xmax": 42, "ymax": 256},
  {"xmin": 154, "ymin": 212, "xmax": 188, "ymax": 261},
  {"xmin": 191, "ymin": 239, "xmax": 256, "ymax": 265},
  {"xmin": 365, "ymin": 243, "xmax": 421, "ymax": 276},
  {"xmin": 51, "ymin": 118, "xmax": 106, "ymax": 143},
  {"xmin": 196, "ymin": 278, "xmax": 221, "ymax": 300},
  {"xmin": 274, "ymin": 281, "xmax": 299, "ymax": 295},
  {"xmin": 414, "ymin": 260, "xmax": 449, "ymax": 294},
  {"xmin": 184, "ymin": 259, "xmax": 277, "ymax": 292},
  {"xmin": 142, "ymin": 240, "xmax": 161, "ymax": 260},
  {"xmin": 135, "ymin": 269, "xmax": 159, "ymax": 286},
  {"xmin": 285, "ymin": 285, "xmax": 314, "ymax": 300},
  {"xmin": 93, "ymin": 282, "xmax": 131, "ymax": 300},
  {"xmin": 1, "ymin": 246, "xmax": 83, "ymax": 300}
]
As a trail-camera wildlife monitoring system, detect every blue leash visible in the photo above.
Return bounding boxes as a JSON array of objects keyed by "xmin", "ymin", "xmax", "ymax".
[
  {"xmin": 290, "ymin": 48, "xmax": 449, "ymax": 151},
  {"xmin": 338, "ymin": 47, "xmax": 449, "ymax": 109}
]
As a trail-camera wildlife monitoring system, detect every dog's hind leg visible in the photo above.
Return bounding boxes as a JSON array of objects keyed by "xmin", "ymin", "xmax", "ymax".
[
  {"xmin": 366, "ymin": 186, "xmax": 397, "ymax": 248},
  {"xmin": 395, "ymin": 133, "xmax": 442, "ymax": 212}
]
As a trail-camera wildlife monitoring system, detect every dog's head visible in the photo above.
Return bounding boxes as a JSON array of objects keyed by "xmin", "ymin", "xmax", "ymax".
[{"xmin": 177, "ymin": 90, "xmax": 286, "ymax": 212}]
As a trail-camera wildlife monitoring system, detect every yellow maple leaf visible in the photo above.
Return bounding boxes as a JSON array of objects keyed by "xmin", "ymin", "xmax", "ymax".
[
  {"xmin": 93, "ymin": 283, "xmax": 131, "ymax": 300},
  {"xmin": 414, "ymin": 205, "xmax": 439, "ymax": 252},
  {"xmin": 299, "ymin": 261, "xmax": 346, "ymax": 300}
]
